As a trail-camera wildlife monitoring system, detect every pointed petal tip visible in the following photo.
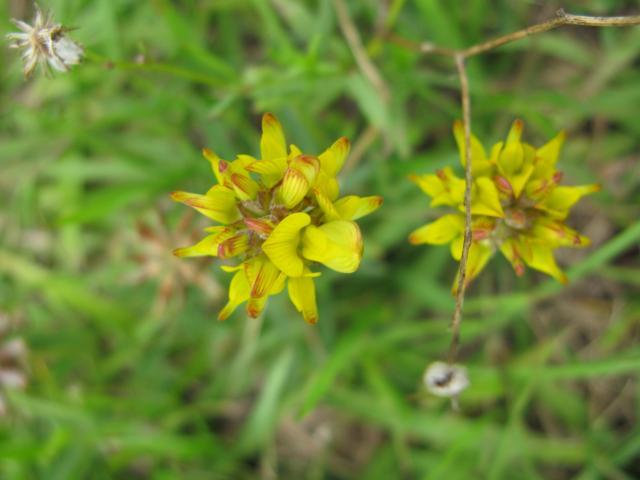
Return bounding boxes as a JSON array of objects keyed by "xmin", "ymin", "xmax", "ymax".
[
  {"xmin": 336, "ymin": 136, "xmax": 350, "ymax": 148},
  {"xmin": 408, "ymin": 235, "xmax": 421, "ymax": 245},
  {"xmin": 505, "ymin": 119, "xmax": 524, "ymax": 144},
  {"xmin": 408, "ymin": 173, "xmax": 424, "ymax": 186},
  {"xmin": 262, "ymin": 112, "xmax": 278, "ymax": 125},
  {"xmin": 170, "ymin": 191, "xmax": 186, "ymax": 202},
  {"xmin": 371, "ymin": 195, "xmax": 384, "ymax": 206},
  {"xmin": 304, "ymin": 315, "xmax": 318, "ymax": 325},
  {"xmin": 247, "ymin": 304, "xmax": 261, "ymax": 318},
  {"xmin": 575, "ymin": 234, "xmax": 591, "ymax": 247}
]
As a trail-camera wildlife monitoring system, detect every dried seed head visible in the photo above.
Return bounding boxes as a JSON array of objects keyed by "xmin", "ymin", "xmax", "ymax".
[
  {"xmin": 6, "ymin": 4, "xmax": 83, "ymax": 78},
  {"xmin": 423, "ymin": 361, "xmax": 469, "ymax": 398}
]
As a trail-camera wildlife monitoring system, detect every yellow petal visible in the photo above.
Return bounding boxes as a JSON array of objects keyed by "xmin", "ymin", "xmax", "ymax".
[
  {"xmin": 289, "ymin": 144, "xmax": 302, "ymax": 158},
  {"xmin": 245, "ymin": 255, "xmax": 284, "ymax": 298},
  {"xmin": 451, "ymin": 242, "xmax": 493, "ymax": 294},
  {"xmin": 313, "ymin": 188, "xmax": 340, "ymax": 221},
  {"xmin": 262, "ymin": 212, "xmax": 310, "ymax": 277},
  {"xmin": 314, "ymin": 170, "xmax": 340, "ymax": 201},
  {"xmin": 537, "ymin": 184, "xmax": 600, "ymax": 219},
  {"xmin": 173, "ymin": 228, "xmax": 235, "ymax": 257},
  {"xmin": 246, "ymin": 158, "xmax": 287, "ymax": 188},
  {"xmin": 269, "ymin": 271, "xmax": 287, "ymax": 295},
  {"xmin": 521, "ymin": 242, "xmax": 568, "ymax": 284},
  {"xmin": 410, "ymin": 167, "xmax": 465, "ymax": 207},
  {"xmin": 237, "ymin": 154, "xmax": 259, "ymax": 164},
  {"xmin": 230, "ymin": 154, "xmax": 254, "ymax": 171},
  {"xmin": 333, "ymin": 195, "xmax": 383, "ymax": 220},
  {"xmin": 453, "ymin": 120, "xmax": 493, "ymax": 176},
  {"xmin": 535, "ymin": 130, "xmax": 565, "ymax": 171},
  {"xmin": 260, "ymin": 113, "xmax": 287, "ymax": 162},
  {"xmin": 293, "ymin": 155, "xmax": 320, "ymax": 183},
  {"xmin": 279, "ymin": 155, "xmax": 320, "ymax": 208},
  {"xmin": 489, "ymin": 142, "xmax": 503, "ymax": 164},
  {"xmin": 319, "ymin": 136, "xmax": 350, "ymax": 177},
  {"xmin": 497, "ymin": 120, "xmax": 524, "ymax": 175},
  {"xmin": 499, "ymin": 237, "xmax": 526, "ymax": 276},
  {"xmin": 202, "ymin": 148, "xmax": 225, "ymax": 184},
  {"xmin": 470, "ymin": 177, "xmax": 504, "ymax": 218},
  {"xmin": 509, "ymin": 162, "xmax": 535, "ymax": 199},
  {"xmin": 506, "ymin": 119, "xmax": 524, "ymax": 144},
  {"xmin": 288, "ymin": 275, "xmax": 318, "ymax": 324},
  {"xmin": 409, "ymin": 214, "xmax": 464, "ymax": 245},
  {"xmin": 302, "ymin": 220, "xmax": 363, "ymax": 273},
  {"xmin": 218, "ymin": 269, "xmax": 250, "ymax": 321},
  {"xmin": 230, "ymin": 173, "xmax": 259, "ymax": 201},
  {"xmin": 171, "ymin": 186, "xmax": 240, "ymax": 224},
  {"xmin": 247, "ymin": 295, "xmax": 268, "ymax": 319},
  {"xmin": 525, "ymin": 171, "xmax": 562, "ymax": 203},
  {"xmin": 217, "ymin": 233, "xmax": 249, "ymax": 259},
  {"xmin": 530, "ymin": 217, "xmax": 590, "ymax": 248},
  {"xmin": 279, "ymin": 169, "xmax": 308, "ymax": 208}
]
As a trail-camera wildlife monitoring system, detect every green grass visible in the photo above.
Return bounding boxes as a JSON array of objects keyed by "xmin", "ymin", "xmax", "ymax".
[{"xmin": 1, "ymin": 0, "xmax": 640, "ymax": 478}]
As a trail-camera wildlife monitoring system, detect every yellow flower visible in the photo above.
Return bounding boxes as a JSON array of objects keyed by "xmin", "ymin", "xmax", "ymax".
[
  {"xmin": 410, "ymin": 120, "xmax": 599, "ymax": 291},
  {"xmin": 172, "ymin": 113, "xmax": 382, "ymax": 323}
]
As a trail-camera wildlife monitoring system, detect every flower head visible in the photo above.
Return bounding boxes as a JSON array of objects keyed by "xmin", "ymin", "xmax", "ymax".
[
  {"xmin": 172, "ymin": 113, "xmax": 382, "ymax": 323},
  {"xmin": 424, "ymin": 361, "xmax": 469, "ymax": 398},
  {"xmin": 6, "ymin": 4, "xmax": 83, "ymax": 78},
  {"xmin": 410, "ymin": 120, "xmax": 599, "ymax": 291}
]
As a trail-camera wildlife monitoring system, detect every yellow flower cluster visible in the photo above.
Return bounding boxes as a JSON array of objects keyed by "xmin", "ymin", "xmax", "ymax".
[
  {"xmin": 172, "ymin": 113, "xmax": 382, "ymax": 323},
  {"xmin": 410, "ymin": 120, "xmax": 599, "ymax": 291}
]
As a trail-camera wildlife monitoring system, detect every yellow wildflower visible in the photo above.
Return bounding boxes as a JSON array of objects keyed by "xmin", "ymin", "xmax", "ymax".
[
  {"xmin": 172, "ymin": 113, "xmax": 382, "ymax": 323},
  {"xmin": 410, "ymin": 120, "xmax": 599, "ymax": 291}
]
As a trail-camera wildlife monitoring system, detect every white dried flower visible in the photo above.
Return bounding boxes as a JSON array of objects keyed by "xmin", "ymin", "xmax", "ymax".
[
  {"xmin": 423, "ymin": 361, "xmax": 469, "ymax": 398},
  {"xmin": 6, "ymin": 4, "xmax": 83, "ymax": 78}
]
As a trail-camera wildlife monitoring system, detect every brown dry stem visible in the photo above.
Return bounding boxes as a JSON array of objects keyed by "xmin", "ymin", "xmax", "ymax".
[{"xmin": 448, "ymin": 53, "xmax": 472, "ymax": 363}]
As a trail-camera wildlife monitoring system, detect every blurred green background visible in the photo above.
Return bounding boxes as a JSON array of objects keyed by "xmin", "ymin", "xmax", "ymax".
[{"xmin": 1, "ymin": 0, "xmax": 640, "ymax": 478}]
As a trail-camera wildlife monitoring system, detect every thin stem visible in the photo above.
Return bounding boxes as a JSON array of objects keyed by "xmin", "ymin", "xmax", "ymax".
[
  {"xmin": 343, "ymin": 125, "xmax": 380, "ymax": 173},
  {"xmin": 398, "ymin": 10, "xmax": 640, "ymax": 59},
  {"xmin": 448, "ymin": 54, "xmax": 472, "ymax": 363},
  {"xmin": 84, "ymin": 50, "xmax": 228, "ymax": 88},
  {"xmin": 462, "ymin": 10, "xmax": 640, "ymax": 58},
  {"xmin": 334, "ymin": 0, "xmax": 390, "ymax": 104},
  {"xmin": 461, "ymin": 16, "xmax": 564, "ymax": 58}
]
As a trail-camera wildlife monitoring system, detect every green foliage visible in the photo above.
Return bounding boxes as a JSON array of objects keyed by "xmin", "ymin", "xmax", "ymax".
[{"xmin": 1, "ymin": 0, "xmax": 639, "ymax": 478}]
